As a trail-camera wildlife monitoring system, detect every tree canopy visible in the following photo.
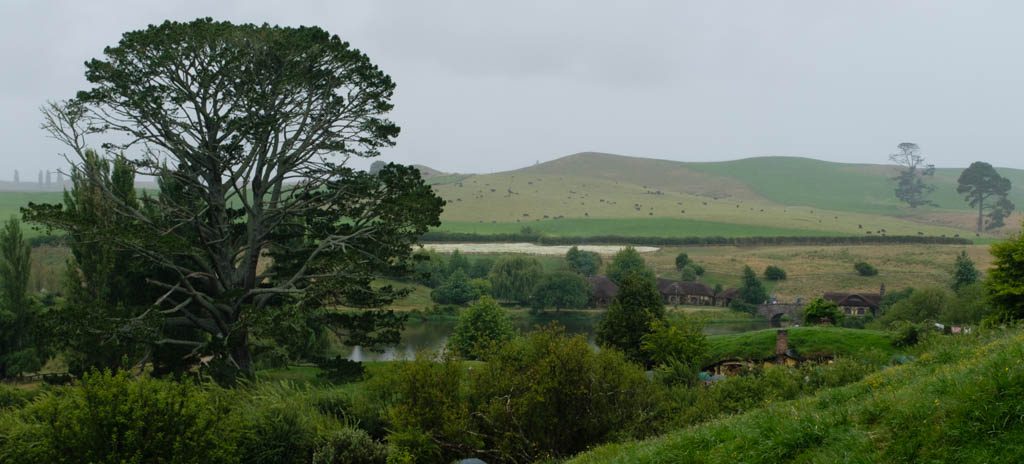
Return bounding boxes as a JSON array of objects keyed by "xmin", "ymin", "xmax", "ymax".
[
  {"xmin": 565, "ymin": 246, "xmax": 602, "ymax": 276},
  {"xmin": 737, "ymin": 265, "xmax": 768, "ymax": 305},
  {"xmin": 606, "ymin": 246, "xmax": 653, "ymax": 284},
  {"xmin": 596, "ymin": 273, "xmax": 665, "ymax": 364},
  {"xmin": 957, "ymin": 161, "xmax": 1014, "ymax": 232},
  {"xmin": 529, "ymin": 271, "xmax": 591, "ymax": 313},
  {"xmin": 889, "ymin": 142, "xmax": 936, "ymax": 208},
  {"xmin": 487, "ymin": 256, "xmax": 543, "ymax": 304},
  {"xmin": 27, "ymin": 19, "xmax": 444, "ymax": 380}
]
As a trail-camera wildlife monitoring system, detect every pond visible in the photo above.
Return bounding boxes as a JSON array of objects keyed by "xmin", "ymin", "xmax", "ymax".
[{"xmin": 341, "ymin": 313, "xmax": 779, "ymax": 362}]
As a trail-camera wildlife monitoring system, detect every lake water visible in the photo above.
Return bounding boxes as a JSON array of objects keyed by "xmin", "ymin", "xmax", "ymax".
[{"xmin": 341, "ymin": 313, "xmax": 776, "ymax": 362}]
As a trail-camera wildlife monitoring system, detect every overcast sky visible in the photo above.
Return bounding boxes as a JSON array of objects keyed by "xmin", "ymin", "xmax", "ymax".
[{"xmin": 2, "ymin": 0, "xmax": 1023, "ymax": 177}]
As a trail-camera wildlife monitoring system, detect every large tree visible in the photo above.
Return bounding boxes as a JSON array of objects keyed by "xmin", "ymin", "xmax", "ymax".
[
  {"xmin": 487, "ymin": 255, "xmax": 543, "ymax": 304},
  {"xmin": 28, "ymin": 19, "xmax": 443, "ymax": 379},
  {"xmin": 889, "ymin": 142, "xmax": 936, "ymax": 208},
  {"xmin": 606, "ymin": 246, "xmax": 654, "ymax": 284},
  {"xmin": 957, "ymin": 161, "xmax": 1014, "ymax": 232},
  {"xmin": 596, "ymin": 273, "xmax": 665, "ymax": 364}
]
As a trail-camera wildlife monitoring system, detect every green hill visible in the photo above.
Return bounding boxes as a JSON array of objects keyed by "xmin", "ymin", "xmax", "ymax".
[
  {"xmin": 570, "ymin": 329, "xmax": 1024, "ymax": 463},
  {"xmin": 431, "ymin": 152, "xmax": 1023, "ymax": 240}
]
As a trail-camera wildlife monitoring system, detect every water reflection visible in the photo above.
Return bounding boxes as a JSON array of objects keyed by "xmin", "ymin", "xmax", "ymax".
[{"xmin": 342, "ymin": 313, "xmax": 779, "ymax": 362}]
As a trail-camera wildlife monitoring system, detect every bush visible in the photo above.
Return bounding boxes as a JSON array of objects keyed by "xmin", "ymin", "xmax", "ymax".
[
  {"xmin": 890, "ymin": 321, "xmax": 930, "ymax": 347},
  {"xmin": 448, "ymin": 296, "xmax": 515, "ymax": 360},
  {"xmin": 0, "ymin": 374, "xmax": 389, "ymax": 464},
  {"xmin": 0, "ymin": 371, "xmax": 238, "ymax": 464},
  {"xmin": 675, "ymin": 252, "xmax": 690, "ymax": 270},
  {"xmin": 802, "ymin": 298, "xmax": 843, "ymax": 325},
  {"xmin": 763, "ymin": 265, "xmax": 787, "ymax": 281},
  {"xmin": 854, "ymin": 261, "xmax": 879, "ymax": 276},
  {"xmin": 881, "ymin": 286, "xmax": 950, "ymax": 324},
  {"xmin": 315, "ymin": 357, "xmax": 366, "ymax": 384},
  {"xmin": 388, "ymin": 327, "xmax": 657, "ymax": 463}
]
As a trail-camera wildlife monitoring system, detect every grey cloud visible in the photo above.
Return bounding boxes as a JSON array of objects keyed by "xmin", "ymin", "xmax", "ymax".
[{"xmin": 1, "ymin": 0, "xmax": 1023, "ymax": 177}]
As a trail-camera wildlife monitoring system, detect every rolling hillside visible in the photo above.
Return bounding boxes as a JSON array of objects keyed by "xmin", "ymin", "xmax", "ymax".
[{"xmin": 430, "ymin": 152, "xmax": 1023, "ymax": 239}]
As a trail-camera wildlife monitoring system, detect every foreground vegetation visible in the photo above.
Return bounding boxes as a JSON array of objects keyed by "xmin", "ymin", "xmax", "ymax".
[{"xmin": 570, "ymin": 327, "xmax": 1024, "ymax": 463}]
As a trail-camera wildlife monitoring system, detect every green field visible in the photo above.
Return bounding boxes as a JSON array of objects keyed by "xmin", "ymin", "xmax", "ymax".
[{"xmin": 439, "ymin": 217, "xmax": 851, "ymax": 238}]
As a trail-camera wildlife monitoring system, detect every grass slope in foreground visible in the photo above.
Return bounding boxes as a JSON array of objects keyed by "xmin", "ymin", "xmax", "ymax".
[{"xmin": 571, "ymin": 328, "xmax": 1024, "ymax": 464}]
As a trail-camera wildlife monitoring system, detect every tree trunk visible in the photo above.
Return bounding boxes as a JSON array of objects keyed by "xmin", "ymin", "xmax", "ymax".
[
  {"xmin": 228, "ymin": 328, "xmax": 254, "ymax": 380},
  {"xmin": 978, "ymin": 197, "xmax": 985, "ymax": 233}
]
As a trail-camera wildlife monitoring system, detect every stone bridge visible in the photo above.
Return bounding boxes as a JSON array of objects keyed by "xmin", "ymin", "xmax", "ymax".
[{"xmin": 756, "ymin": 303, "xmax": 805, "ymax": 323}]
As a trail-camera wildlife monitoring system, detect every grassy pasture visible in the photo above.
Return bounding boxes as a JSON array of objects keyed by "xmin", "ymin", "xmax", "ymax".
[
  {"xmin": 432, "ymin": 153, "xmax": 1021, "ymax": 239},
  {"xmin": 644, "ymin": 243, "xmax": 991, "ymax": 300}
]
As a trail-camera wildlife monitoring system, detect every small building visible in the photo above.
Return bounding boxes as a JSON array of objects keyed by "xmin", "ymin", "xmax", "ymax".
[
  {"xmin": 657, "ymin": 278, "xmax": 714, "ymax": 306},
  {"xmin": 588, "ymin": 275, "xmax": 619, "ymax": 308},
  {"xmin": 716, "ymin": 288, "xmax": 739, "ymax": 307},
  {"xmin": 822, "ymin": 290, "xmax": 883, "ymax": 317}
]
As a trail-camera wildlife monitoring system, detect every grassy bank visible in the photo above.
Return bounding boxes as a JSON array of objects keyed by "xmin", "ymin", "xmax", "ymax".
[
  {"xmin": 705, "ymin": 327, "xmax": 896, "ymax": 362},
  {"xmin": 570, "ymin": 328, "xmax": 1024, "ymax": 463}
]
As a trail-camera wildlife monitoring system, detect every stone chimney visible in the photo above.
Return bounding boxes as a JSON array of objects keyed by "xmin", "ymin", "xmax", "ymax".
[
  {"xmin": 775, "ymin": 329, "xmax": 789, "ymax": 363},
  {"xmin": 879, "ymin": 283, "xmax": 886, "ymax": 298}
]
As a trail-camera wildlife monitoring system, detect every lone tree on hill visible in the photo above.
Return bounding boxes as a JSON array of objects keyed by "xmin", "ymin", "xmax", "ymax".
[
  {"xmin": 957, "ymin": 161, "xmax": 1014, "ymax": 232},
  {"xmin": 889, "ymin": 142, "xmax": 936, "ymax": 208},
  {"xmin": 27, "ymin": 19, "xmax": 444, "ymax": 381}
]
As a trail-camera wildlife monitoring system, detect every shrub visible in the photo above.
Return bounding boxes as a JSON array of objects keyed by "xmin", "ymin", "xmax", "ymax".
[
  {"xmin": 674, "ymin": 252, "xmax": 690, "ymax": 270},
  {"xmin": 890, "ymin": 321, "xmax": 929, "ymax": 347},
  {"xmin": 679, "ymin": 266, "xmax": 698, "ymax": 282},
  {"xmin": 881, "ymin": 286, "xmax": 950, "ymax": 324},
  {"xmin": 388, "ymin": 328, "xmax": 657, "ymax": 463},
  {"xmin": 854, "ymin": 261, "xmax": 879, "ymax": 276},
  {"xmin": 642, "ymin": 318, "xmax": 708, "ymax": 386},
  {"xmin": 763, "ymin": 265, "xmax": 787, "ymax": 281},
  {"xmin": 315, "ymin": 357, "xmax": 366, "ymax": 384},
  {"xmin": 0, "ymin": 371, "xmax": 238, "ymax": 464},
  {"xmin": 802, "ymin": 298, "xmax": 843, "ymax": 325},
  {"xmin": 448, "ymin": 296, "xmax": 515, "ymax": 360}
]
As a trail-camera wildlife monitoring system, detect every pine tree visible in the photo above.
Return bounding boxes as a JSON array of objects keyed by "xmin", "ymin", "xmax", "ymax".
[{"xmin": 951, "ymin": 250, "xmax": 980, "ymax": 292}]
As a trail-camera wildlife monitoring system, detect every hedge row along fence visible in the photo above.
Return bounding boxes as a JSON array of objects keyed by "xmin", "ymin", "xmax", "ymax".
[{"xmin": 420, "ymin": 231, "xmax": 972, "ymax": 247}]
